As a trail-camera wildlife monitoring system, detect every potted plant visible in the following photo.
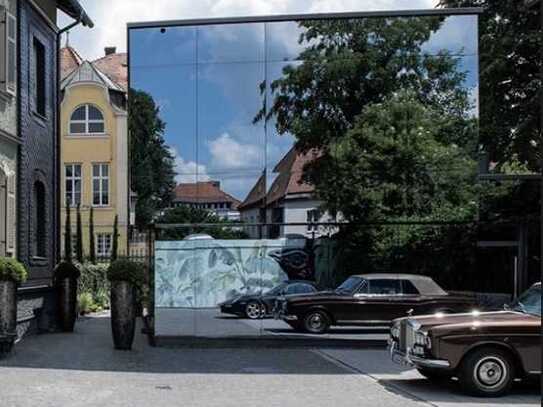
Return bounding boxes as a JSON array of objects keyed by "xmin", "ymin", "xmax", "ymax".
[
  {"xmin": 0, "ymin": 258, "xmax": 27, "ymax": 355},
  {"xmin": 54, "ymin": 261, "xmax": 80, "ymax": 332},
  {"xmin": 107, "ymin": 259, "xmax": 143, "ymax": 350}
]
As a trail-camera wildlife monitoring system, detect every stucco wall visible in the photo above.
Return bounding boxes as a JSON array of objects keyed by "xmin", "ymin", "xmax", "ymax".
[{"xmin": 60, "ymin": 83, "xmax": 129, "ymax": 256}]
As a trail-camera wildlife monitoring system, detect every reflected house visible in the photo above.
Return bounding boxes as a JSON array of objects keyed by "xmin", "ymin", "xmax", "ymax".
[
  {"xmin": 239, "ymin": 148, "xmax": 339, "ymax": 239},
  {"xmin": 172, "ymin": 181, "xmax": 241, "ymax": 221}
]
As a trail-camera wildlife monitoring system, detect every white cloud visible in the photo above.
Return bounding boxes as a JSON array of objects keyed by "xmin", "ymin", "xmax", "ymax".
[
  {"xmin": 208, "ymin": 133, "xmax": 262, "ymax": 171},
  {"xmin": 60, "ymin": 0, "xmax": 439, "ymax": 60},
  {"xmin": 170, "ymin": 148, "xmax": 210, "ymax": 183}
]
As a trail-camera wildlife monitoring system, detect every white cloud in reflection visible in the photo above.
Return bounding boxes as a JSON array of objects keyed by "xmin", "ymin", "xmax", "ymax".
[
  {"xmin": 170, "ymin": 148, "xmax": 210, "ymax": 183},
  {"xmin": 208, "ymin": 133, "xmax": 262, "ymax": 171}
]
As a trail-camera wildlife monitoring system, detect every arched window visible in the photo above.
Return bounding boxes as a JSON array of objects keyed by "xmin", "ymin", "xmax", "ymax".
[
  {"xmin": 69, "ymin": 104, "xmax": 105, "ymax": 134},
  {"xmin": 33, "ymin": 181, "xmax": 46, "ymax": 257}
]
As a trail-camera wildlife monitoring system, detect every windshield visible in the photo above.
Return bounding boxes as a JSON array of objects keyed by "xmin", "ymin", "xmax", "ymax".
[
  {"xmin": 336, "ymin": 276, "xmax": 365, "ymax": 294},
  {"xmin": 511, "ymin": 286, "xmax": 541, "ymax": 316}
]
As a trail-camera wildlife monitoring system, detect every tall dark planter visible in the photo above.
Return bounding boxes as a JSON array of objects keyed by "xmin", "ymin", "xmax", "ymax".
[
  {"xmin": 0, "ymin": 280, "xmax": 17, "ymax": 355},
  {"xmin": 111, "ymin": 281, "xmax": 136, "ymax": 350},
  {"xmin": 57, "ymin": 277, "xmax": 78, "ymax": 332}
]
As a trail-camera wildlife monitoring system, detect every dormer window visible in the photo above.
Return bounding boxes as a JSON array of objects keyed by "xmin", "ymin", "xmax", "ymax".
[{"xmin": 69, "ymin": 104, "xmax": 105, "ymax": 134}]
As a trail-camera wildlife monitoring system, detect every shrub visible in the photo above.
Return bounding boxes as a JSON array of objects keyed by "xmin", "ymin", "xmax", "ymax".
[
  {"xmin": 0, "ymin": 257, "xmax": 27, "ymax": 284},
  {"xmin": 78, "ymin": 292, "xmax": 94, "ymax": 315},
  {"xmin": 54, "ymin": 261, "xmax": 81, "ymax": 281},
  {"xmin": 107, "ymin": 259, "xmax": 145, "ymax": 287},
  {"xmin": 78, "ymin": 262, "xmax": 110, "ymax": 309}
]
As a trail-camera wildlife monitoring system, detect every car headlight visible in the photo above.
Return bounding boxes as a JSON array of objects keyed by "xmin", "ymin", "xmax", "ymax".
[{"xmin": 413, "ymin": 331, "xmax": 431, "ymax": 355}]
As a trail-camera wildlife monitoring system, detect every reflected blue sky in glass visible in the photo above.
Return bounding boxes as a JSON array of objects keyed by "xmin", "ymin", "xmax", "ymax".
[{"xmin": 129, "ymin": 14, "xmax": 479, "ymax": 204}]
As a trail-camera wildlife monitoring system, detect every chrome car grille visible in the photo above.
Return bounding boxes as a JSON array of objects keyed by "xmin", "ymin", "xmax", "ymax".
[{"xmin": 399, "ymin": 320, "xmax": 416, "ymax": 352}]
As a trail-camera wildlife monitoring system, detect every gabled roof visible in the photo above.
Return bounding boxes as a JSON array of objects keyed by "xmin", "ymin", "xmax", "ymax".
[
  {"xmin": 239, "ymin": 148, "xmax": 319, "ymax": 210},
  {"xmin": 93, "ymin": 53, "xmax": 128, "ymax": 91},
  {"xmin": 174, "ymin": 181, "xmax": 241, "ymax": 208},
  {"xmin": 238, "ymin": 173, "xmax": 267, "ymax": 210},
  {"xmin": 60, "ymin": 46, "xmax": 83, "ymax": 79},
  {"xmin": 60, "ymin": 60, "xmax": 125, "ymax": 92}
]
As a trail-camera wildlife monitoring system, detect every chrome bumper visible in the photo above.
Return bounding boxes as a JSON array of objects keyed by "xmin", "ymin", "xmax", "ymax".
[{"xmin": 389, "ymin": 339, "xmax": 451, "ymax": 369}]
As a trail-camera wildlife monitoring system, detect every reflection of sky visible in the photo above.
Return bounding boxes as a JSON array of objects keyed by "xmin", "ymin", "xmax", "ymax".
[{"xmin": 129, "ymin": 15, "xmax": 479, "ymax": 202}]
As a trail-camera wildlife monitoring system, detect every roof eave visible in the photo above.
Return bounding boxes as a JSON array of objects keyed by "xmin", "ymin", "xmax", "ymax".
[{"xmin": 57, "ymin": 0, "xmax": 94, "ymax": 28}]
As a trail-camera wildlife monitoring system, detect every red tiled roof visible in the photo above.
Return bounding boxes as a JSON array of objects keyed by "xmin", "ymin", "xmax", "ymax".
[
  {"xmin": 60, "ymin": 46, "xmax": 83, "ymax": 79},
  {"xmin": 174, "ymin": 181, "xmax": 241, "ymax": 208},
  {"xmin": 239, "ymin": 148, "xmax": 319, "ymax": 210},
  {"xmin": 92, "ymin": 53, "xmax": 128, "ymax": 91}
]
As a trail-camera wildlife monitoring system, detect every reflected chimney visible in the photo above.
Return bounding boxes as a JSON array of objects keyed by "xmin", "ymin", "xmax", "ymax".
[{"xmin": 104, "ymin": 46, "xmax": 116, "ymax": 56}]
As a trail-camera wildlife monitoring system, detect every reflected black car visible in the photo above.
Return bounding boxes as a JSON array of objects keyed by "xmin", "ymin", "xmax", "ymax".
[{"xmin": 218, "ymin": 281, "xmax": 317, "ymax": 319}]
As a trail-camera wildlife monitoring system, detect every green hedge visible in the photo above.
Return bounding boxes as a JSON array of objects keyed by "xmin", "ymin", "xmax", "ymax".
[
  {"xmin": 0, "ymin": 257, "xmax": 27, "ymax": 283},
  {"xmin": 78, "ymin": 262, "xmax": 110, "ymax": 311}
]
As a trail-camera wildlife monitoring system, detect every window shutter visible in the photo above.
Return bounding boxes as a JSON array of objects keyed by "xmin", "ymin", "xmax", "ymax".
[
  {"xmin": 0, "ymin": 6, "xmax": 6, "ymax": 90},
  {"xmin": 7, "ymin": 176, "xmax": 15, "ymax": 252},
  {"xmin": 6, "ymin": 11, "xmax": 16, "ymax": 95}
]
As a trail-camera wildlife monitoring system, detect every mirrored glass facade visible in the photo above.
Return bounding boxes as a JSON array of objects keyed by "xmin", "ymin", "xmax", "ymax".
[{"xmin": 128, "ymin": 12, "xmax": 500, "ymax": 339}]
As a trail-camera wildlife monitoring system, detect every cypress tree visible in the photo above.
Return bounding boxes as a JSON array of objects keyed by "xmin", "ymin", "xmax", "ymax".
[
  {"xmin": 89, "ymin": 206, "xmax": 96, "ymax": 264},
  {"xmin": 76, "ymin": 204, "xmax": 83, "ymax": 263},
  {"xmin": 64, "ymin": 202, "xmax": 72, "ymax": 262}
]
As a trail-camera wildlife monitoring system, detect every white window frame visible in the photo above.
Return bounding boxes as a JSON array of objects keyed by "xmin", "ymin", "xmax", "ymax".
[
  {"xmin": 96, "ymin": 233, "xmax": 112, "ymax": 257},
  {"xmin": 92, "ymin": 163, "xmax": 109, "ymax": 206},
  {"xmin": 64, "ymin": 164, "xmax": 82, "ymax": 207},
  {"xmin": 69, "ymin": 104, "xmax": 106, "ymax": 135},
  {"xmin": 307, "ymin": 209, "xmax": 320, "ymax": 232}
]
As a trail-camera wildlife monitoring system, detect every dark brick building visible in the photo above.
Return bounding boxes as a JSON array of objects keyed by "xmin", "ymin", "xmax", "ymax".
[{"xmin": 14, "ymin": 0, "xmax": 92, "ymax": 337}]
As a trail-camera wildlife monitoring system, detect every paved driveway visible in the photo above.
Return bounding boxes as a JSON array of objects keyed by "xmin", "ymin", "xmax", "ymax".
[{"xmin": 0, "ymin": 314, "xmax": 539, "ymax": 407}]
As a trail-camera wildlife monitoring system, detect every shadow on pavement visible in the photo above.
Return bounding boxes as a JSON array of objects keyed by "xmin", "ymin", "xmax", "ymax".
[{"xmin": 0, "ymin": 315, "xmax": 352, "ymax": 374}]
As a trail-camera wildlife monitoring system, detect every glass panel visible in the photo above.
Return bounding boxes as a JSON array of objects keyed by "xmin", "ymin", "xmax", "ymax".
[
  {"xmin": 74, "ymin": 165, "xmax": 81, "ymax": 177},
  {"xmin": 65, "ymin": 165, "xmax": 72, "ymax": 177},
  {"xmin": 71, "ymin": 106, "xmax": 86, "ymax": 121},
  {"xmin": 197, "ymin": 23, "xmax": 265, "ymax": 64},
  {"xmin": 88, "ymin": 122, "xmax": 104, "ymax": 133},
  {"xmin": 88, "ymin": 105, "xmax": 103, "ymax": 120},
  {"xmin": 129, "ymin": 26, "xmax": 196, "ymax": 68},
  {"xmin": 131, "ymin": 65, "xmax": 197, "ymax": 172},
  {"xmin": 70, "ymin": 123, "xmax": 85, "ymax": 134},
  {"xmin": 101, "ymin": 164, "xmax": 109, "ymax": 176},
  {"xmin": 197, "ymin": 62, "xmax": 265, "ymax": 175},
  {"xmin": 422, "ymin": 15, "xmax": 478, "ymax": 56},
  {"xmin": 8, "ymin": 41, "xmax": 15, "ymax": 87}
]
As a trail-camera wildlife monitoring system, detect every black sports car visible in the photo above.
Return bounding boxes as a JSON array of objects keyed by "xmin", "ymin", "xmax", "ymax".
[{"xmin": 218, "ymin": 281, "xmax": 318, "ymax": 319}]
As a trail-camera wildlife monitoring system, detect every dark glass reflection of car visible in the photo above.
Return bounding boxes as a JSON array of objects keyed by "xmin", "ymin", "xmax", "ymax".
[{"xmin": 218, "ymin": 281, "xmax": 317, "ymax": 319}]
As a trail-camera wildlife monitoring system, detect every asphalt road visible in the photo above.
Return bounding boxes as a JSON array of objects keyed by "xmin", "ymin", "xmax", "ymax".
[{"xmin": 0, "ymin": 314, "xmax": 539, "ymax": 407}]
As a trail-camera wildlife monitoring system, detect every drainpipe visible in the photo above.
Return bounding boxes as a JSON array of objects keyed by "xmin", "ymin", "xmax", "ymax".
[{"xmin": 55, "ymin": 15, "xmax": 89, "ymax": 264}]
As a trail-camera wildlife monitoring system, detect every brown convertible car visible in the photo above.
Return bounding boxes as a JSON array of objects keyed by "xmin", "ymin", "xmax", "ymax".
[
  {"xmin": 389, "ymin": 282, "xmax": 541, "ymax": 397},
  {"xmin": 274, "ymin": 274, "xmax": 477, "ymax": 333}
]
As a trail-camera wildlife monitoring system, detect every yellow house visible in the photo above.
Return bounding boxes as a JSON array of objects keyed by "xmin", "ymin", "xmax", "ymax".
[{"xmin": 59, "ymin": 46, "xmax": 129, "ymax": 258}]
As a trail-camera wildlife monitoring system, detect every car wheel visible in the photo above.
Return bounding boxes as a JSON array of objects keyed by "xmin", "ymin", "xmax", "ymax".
[
  {"xmin": 303, "ymin": 310, "xmax": 330, "ymax": 334},
  {"xmin": 459, "ymin": 347, "xmax": 514, "ymax": 397},
  {"xmin": 245, "ymin": 301, "xmax": 264, "ymax": 320},
  {"xmin": 416, "ymin": 367, "xmax": 451, "ymax": 382}
]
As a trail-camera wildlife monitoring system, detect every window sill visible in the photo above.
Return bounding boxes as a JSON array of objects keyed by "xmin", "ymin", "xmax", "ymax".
[
  {"xmin": 92, "ymin": 205, "xmax": 112, "ymax": 210},
  {"xmin": 65, "ymin": 134, "xmax": 109, "ymax": 139}
]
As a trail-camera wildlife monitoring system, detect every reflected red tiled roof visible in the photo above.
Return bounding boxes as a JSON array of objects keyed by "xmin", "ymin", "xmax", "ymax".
[
  {"xmin": 174, "ymin": 181, "xmax": 241, "ymax": 208},
  {"xmin": 92, "ymin": 53, "xmax": 128, "ymax": 91},
  {"xmin": 239, "ymin": 148, "xmax": 319, "ymax": 210}
]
